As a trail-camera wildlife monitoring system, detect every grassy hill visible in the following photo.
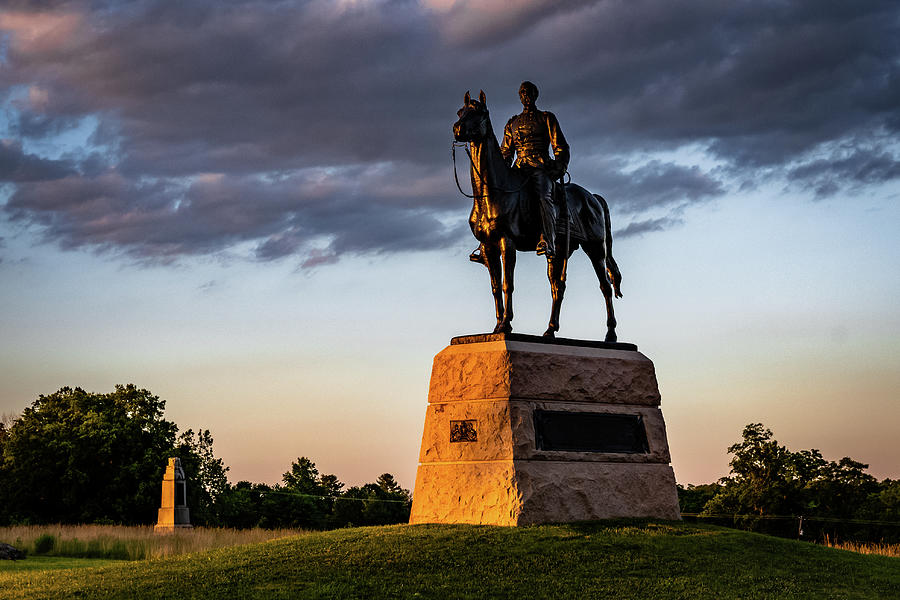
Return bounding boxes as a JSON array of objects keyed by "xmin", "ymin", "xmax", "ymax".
[{"xmin": 1, "ymin": 521, "xmax": 897, "ymax": 599}]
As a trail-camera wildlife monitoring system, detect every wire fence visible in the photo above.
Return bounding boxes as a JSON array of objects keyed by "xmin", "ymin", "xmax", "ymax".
[
  {"xmin": 211, "ymin": 487, "xmax": 413, "ymax": 530},
  {"xmin": 253, "ymin": 488, "xmax": 411, "ymax": 504},
  {"xmin": 680, "ymin": 513, "xmax": 900, "ymax": 543}
]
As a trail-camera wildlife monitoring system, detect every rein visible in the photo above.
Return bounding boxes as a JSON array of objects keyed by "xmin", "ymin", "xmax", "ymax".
[
  {"xmin": 451, "ymin": 142, "xmax": 478, "ymax": 199},
  {"xmin": 452, "ymin": 141, "xmax": 547, "ymax": 199}
]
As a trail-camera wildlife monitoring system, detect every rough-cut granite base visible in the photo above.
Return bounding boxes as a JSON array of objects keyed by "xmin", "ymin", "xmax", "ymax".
[
  {"xmin": 409, "ymin": 336, "xmax": 680, "ymax": 525},
  {"xmin": 410, "ymin": 462, "xmax": 679, "ymax": 525}
]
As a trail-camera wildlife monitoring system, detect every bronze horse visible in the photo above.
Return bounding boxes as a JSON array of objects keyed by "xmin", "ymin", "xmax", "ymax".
[{"xmin": 453, "ymin": 90, "xmax": 622, "ymax": 341}]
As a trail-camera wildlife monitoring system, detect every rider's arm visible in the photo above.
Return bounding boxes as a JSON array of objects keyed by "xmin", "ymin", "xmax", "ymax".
[{"xmin": 546, "ymin": 112, "xmax": 570, "ymax": 177}]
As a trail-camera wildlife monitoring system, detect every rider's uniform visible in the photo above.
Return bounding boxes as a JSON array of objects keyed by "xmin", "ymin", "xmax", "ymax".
[{"xmin": 500, "ymin": 107, "xmax": 570, "ymax": 257}]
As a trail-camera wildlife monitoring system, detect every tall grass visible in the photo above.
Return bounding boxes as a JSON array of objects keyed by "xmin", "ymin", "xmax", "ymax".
[
  {"xmin": 0, "ymin": 524, "xmax": 306, "ymax": 560},
  {"xmin": 823, "ymin": 535, "xmax": 900, "ymax": 558}
]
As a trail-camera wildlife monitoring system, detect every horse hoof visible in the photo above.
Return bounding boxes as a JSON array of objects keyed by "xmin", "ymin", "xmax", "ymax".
[
  {"xmin": 605, "ymin": 330, "xmax": 617, "ymax": 343},
  {"xmin": 543, "ymin": 329, "xmax": 556, "ymax": 338}
]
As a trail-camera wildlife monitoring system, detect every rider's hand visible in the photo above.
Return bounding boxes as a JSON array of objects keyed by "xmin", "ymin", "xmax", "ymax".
[{"xmin": 549, "ymin": 161, "xmax": 565, "ymax": 180}]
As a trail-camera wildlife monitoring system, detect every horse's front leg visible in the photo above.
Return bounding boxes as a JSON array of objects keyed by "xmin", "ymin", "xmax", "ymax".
[
  {"xmin": 497, "ymin": 236, "xmax": 515, "ymax": 333},
  {"xmin": 544, "ymin": 250, "xmax": 568, "ymax": 337},
  {"xmin": 484, "ymin": 242, "xmax": 505, "ymax": 333}
]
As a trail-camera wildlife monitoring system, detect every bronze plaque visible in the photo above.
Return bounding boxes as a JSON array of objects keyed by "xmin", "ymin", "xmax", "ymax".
[
  {"xmin": 534, "ymin": 411, "xmax": 649, "ymax": 453},
  {"xmin": 450, "ymin": 420, "xmax": 477, "ymax": 443}
]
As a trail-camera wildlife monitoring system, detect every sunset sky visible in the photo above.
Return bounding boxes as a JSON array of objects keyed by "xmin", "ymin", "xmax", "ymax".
[{"xmin": 1, "ymin": 0, "xmax": 898, "ymax": 491}]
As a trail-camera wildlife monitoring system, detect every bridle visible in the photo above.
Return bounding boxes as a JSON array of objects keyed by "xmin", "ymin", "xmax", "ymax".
[
  {"xmin": 451, "ymin": 140, "xmax": 569, "ymax": 199},
  {"xmin": 451, "ymin": 141, "xmax": 480, "ymax": 199}
]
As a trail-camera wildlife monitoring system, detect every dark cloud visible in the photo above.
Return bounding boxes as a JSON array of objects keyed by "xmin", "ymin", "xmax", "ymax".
[
  {"xmin": 13, "ymin": 112, "xmax": 84, "ymax": 139},
  {"xmin": 540, "ymin": 0, "xmax": 900, "ymax": 166},
  {"xmin": 0, "ymin": 0, "xmax": 897, "ymax": 266},
  {"xmin": 430, "ymin": 0, "xmax": 597, "ymax": 46},
  {"xmin": 0, "ymin": 140, "xmax": 74, "ymax": 182},
  {"xmin": 4, "ymin": 163, "xmax": 465, "ymax": 263},
  {"xmin": 615, "ymin": 216, "xmax": 682, "ymax": 239},
  {"xmin": 571, "ymin": 158, "xmax": 724, "ymax": 215},
  {"xmin": 787, "ymin": 146, "xmax": 900, "ymax": 198}
]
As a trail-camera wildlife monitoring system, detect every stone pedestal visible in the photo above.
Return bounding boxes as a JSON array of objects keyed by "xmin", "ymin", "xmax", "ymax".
[
  {"xmin": 155, "ymin": 457, "xmax": 192, "ymax": 531},
  {"xmin": 409, "ymin": 333, "xmax": 680, "ymax": 526}
]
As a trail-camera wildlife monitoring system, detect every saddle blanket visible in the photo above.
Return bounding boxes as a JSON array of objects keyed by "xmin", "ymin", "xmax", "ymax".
[{"xmin": 554, "ymin": 209, "xmax": 587, "ymax": 242}]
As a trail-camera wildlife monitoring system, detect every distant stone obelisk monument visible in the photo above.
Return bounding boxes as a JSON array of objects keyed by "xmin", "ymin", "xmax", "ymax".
[
  {"xmin": 409, "ymin": 86, "xmax": 680, "ymax": 525},
  {"xmin": 155, "ymin": 457, "xmax": 192, "ymax": 531}
]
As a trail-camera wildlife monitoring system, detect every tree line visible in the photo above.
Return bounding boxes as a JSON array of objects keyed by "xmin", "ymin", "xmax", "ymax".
[
  {"xmin": 3, "ymin": 386, "xmax": 896, "ymax": 539},
  {"xmin": 678, "ymin": 423, "xmax": 900, "ymax": 542},
  {"xmin": 0, "ymin": 385, "xmax": 410, "ymax": 528}
]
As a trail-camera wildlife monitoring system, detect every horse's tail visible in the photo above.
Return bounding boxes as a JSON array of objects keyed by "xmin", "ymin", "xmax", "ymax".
[{"xmin": 594, "ymin": 194, "xmax": 622, "ymax": 298}]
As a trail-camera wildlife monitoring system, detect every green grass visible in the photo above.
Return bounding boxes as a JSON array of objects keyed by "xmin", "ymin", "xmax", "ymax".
[
  {"xmin": 0, "ymin": 556, "xmax": 123, "ymax": 572},
  {"xmin": 1, "ymin": 521, "xmax": 897, "ymax": 599}
]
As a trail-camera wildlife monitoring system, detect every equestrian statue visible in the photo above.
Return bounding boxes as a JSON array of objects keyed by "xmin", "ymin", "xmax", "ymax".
[{"xmin": 453, "ymin": 83, "xmax": 622, "ymax": 341}]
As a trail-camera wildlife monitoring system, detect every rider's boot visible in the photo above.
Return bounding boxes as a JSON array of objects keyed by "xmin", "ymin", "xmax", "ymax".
[{"xmin": 536, "ymin": 176, "xmax": 558, "ymax": 259}]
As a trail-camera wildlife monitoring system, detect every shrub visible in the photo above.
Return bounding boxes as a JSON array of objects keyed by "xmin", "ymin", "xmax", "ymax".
[{"xmin": 34, "ymin": 533, "xmax": 55, "ymax": 554}]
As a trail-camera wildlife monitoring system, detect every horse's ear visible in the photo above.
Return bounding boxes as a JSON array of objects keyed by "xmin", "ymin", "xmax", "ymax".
[
  {"xmin": 464, "ymin": 90, "xmax": 471, "ymax": 105},
  {"xmin": 479, "ymin": 90, "xmax": 486, "ymax": 105}
]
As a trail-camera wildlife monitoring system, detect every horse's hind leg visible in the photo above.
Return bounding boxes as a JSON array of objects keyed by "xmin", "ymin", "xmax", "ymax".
[
  {"xmin": 484, "ymin": 242, "xmax": 505, "ymax": 333},
  {"xmin": 585, "ymin": 243, "xmax": 618, "ymax": 342},
  {"xmin": 544, "ymin": 250, "xmax": 568, "ymax": 338}
]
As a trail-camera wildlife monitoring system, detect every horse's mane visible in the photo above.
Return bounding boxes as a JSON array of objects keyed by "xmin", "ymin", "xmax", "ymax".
[
  {"xmin": 484, "ymin": 114, "xmax": 509, "ymax": 188},
  {"xmin": 468, "ymin": 105, "xmax": 511, "ymax": 191}
]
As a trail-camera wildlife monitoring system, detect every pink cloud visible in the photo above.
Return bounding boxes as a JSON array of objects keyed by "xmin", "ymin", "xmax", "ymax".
[{"xmin": 0, "ymin": 10, "xmax": 84, "ymax": 54}]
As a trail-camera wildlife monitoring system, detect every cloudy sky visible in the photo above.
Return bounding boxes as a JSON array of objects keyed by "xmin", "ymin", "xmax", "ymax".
[{"xmin": 1, "ymin": 0, "xmax": 898, "ymax": 489}]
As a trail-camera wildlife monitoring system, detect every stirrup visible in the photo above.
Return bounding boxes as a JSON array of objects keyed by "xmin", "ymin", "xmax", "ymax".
[
  {"xmin": 469, "ymin": 248, "xmax": 487, "ymax": 265},
  {"xmin": 536, "ymin": 240, "xmax": 555, "ymax": 259}
]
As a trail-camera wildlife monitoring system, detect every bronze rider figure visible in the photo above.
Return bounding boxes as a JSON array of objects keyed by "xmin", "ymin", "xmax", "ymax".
[{"xmin": 470, "ymin": 81, "xmax": 569, "ymax": 262}]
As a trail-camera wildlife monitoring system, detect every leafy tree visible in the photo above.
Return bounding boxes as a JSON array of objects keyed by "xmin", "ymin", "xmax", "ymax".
[
  {"xmin": 0, "ymin": 416, "xmax": 10, "ymax": 449},
  {"xmin": 282, "ymin": 457, "xmax": 325, "ymax": 495},
  {"xmin": 704, "ymin": 423, "xmax": 798, "ymax": 517},
  {"xmin": 0, "ymin": 385, "xmax": 228, "ymax": 525},
  {"xmin": 376, "ymin": 473, "xmax": 404, "ymax": 495},
  {"xmin": 703, "ymin": 423, "xmax": 882, "ymax": 521},
  {"xmin": 216, "ymin": 481, "xmax": 257, "ymax": 528},
  {"xmin": 216, "ymin": 462, "xmax": 410, "ymax": 530},
  {"xmin": 217, "ymin": 481, "xmax": 282, "ymax": 529},
  {"xmin": 0, "ymin": 412, "xmax": 17, "ymax": 434},
  {"xmin": 860, "ymin": 479, "xmax": 900, "ymax": 522},
  {"xmin": 802, "ymin": 456, "xmax": 877, "ymax": 518},
  {"xmin": 698, "ymin": 423, "xmax": 895, "ymax": 541},
  {"xmin": 333, "ymin": 473, "xmax": 411, "ymax": 527},
  {"xmin": 176, "ymin": 428, "xmax": 229, "ymax": 525},
  {"xmin": 279, "ymin": 457, "xmax": 346, "ymax": 528},
  {"xmin": 0, "ymin": 385, "xmax": 177, "ymax": 524},
  {"xmin": 677, "ymin": 483, "xmax": 722, "ymax": 514},
  {"xmin": 319, "ymin": 473, "xmax": 344, "ymax": 497}
]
